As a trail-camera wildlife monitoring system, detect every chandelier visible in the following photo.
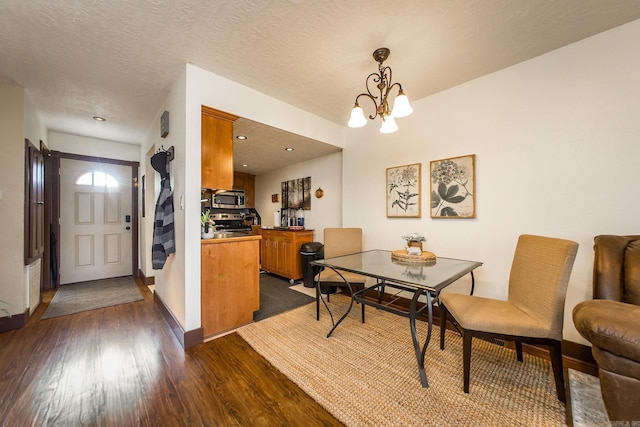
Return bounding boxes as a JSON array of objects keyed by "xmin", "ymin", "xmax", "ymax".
[{"xmin": 348, "ymin": 47, "xmax": 413, "ymax": 134}]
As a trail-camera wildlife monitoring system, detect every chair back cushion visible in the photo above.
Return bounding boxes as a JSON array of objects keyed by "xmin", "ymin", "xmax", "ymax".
[
  {"xmin": 593, "ymin": 235, "xmax": 640, "ymax": 305},
  {"xmin": 324, "ymin": 228, "xmax": 362, "ymax": 258},
  {"xmin": 508, "ymin": 234, "xmax": 579, "ymax": 340}
]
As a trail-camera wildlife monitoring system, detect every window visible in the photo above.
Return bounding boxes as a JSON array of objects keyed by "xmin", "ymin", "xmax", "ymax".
[{"xmin": 75, "ymin": 171, "xmax": 118, "ymax": 188}]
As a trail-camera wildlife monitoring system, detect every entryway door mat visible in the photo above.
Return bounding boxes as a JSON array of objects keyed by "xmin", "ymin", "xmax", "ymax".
[
  {"xmin": 41, "ymin": 276, "xmax": 143, "ymax": 320},
  {"xmin": 253, "ymin": 273, "xmax": 315, "ymax": 322}
]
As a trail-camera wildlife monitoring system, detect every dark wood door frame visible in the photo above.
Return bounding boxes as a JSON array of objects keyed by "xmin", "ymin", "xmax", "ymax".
[
  {"xmin": 42, "ymin": 144, "xmax": 58, "ymax": 290},
  {"xmin": 43, "ymin": 151, "xmax": 139, "ymax": 290}
]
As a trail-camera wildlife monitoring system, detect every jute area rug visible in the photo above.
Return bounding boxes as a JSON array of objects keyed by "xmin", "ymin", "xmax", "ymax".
[
  {"xmin": 41, "ymin": 276, "xmax": 143, "ymax": 320},
  {"xmin": 238, "ymin": 295, "xmax": 565, "ymax": 426}
]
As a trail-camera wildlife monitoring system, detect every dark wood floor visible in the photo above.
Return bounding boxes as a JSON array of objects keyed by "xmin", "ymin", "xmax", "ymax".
[{"xmin": 0, "ymin": 282, "xmax": 342, "ymax": 426}]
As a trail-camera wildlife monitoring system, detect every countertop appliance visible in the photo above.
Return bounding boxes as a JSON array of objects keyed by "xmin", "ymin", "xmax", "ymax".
[{"xmin": 211, "ymin": 190, "xmax": 245, "ymax": 209}]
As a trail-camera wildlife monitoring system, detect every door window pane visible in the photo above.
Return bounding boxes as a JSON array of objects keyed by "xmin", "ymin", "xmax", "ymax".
[{"xmin": 75, "ymin": 171, "xmax": 119, "ymax": 188}]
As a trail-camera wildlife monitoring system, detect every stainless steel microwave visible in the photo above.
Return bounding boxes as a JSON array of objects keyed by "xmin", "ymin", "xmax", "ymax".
[{"xmin": 212, "ymin": 190, "xmax": 245, "ymax": 209}]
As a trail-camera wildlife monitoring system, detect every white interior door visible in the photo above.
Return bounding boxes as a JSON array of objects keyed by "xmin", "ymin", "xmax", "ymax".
[{"xmin": 60, "ymin": 159, "xmax": 133, "ymax": 284}]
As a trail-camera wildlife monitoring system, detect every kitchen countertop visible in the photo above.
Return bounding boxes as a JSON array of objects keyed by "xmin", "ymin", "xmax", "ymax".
[
  {"xmin": 201, "ymin": 234, "xmax": 261, "ymax": 244},
  {"xmin": 260, "ymin": 227, "xmax": 314, "ymax": 232}
]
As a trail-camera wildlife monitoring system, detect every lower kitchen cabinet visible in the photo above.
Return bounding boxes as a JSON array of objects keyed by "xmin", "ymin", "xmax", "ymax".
[
  {"xmin": 260, "ymin": 229, "xmax": 314, "ymax": 283},
  {"xmin": 201, "ymin": 235, "xmax": 261, "ymax": 338}
]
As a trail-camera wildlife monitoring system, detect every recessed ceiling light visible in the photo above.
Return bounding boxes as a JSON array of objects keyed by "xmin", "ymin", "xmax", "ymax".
[
  {"xmin": 236, "ymin": 135, "xmax": 247, "ymax": 140},
  {"xmin": 285, "ymin": 147, "xmax": 294, "ymax": 151},
  {"xmin": 93, "ymin": 116, "xmax": 106, "ymax": 121},
  {"xmin": 242, "ymin": 164, "xmax": 248, "ymax": 167}
]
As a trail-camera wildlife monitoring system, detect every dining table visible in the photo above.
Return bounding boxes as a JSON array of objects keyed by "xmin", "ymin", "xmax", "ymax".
[{"xmin": 311, "ymin": 249, "xmax": 483, "ymax": 388}]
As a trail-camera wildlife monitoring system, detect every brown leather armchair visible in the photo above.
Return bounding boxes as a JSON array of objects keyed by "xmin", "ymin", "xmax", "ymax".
[{"xmin": 573, "ymin": 235, "xmax": 640, "ymax": 423}]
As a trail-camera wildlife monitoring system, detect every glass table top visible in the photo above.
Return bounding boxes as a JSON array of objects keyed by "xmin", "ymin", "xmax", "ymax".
[{"xmin": 311, "ymin": 249, "xmax": 482, "ymax": 292}]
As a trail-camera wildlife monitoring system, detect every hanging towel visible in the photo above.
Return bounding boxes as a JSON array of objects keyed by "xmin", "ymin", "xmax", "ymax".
[{"xmin": 152, "ymin": 176, "xmax": 176, "ymax": 269}]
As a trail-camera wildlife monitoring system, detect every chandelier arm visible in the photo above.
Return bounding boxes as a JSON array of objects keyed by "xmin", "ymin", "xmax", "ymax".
[
  {"xmin": 379, "ymin": 65, "xmax": 394, "ymax": 117},
  {"xmin": 365, "ymin": 72, "xmax": 382, "ymax": 101},
  {"xmin": 354, "ymin": 93, "xmax": 379, "ymax": 120},
  {"xmin": 388, "ymin": 81, "xmax": 403, "ymax": 93},
  {"xmin": 382, "ymin": 65, "xmax": 392, "ymax": 88}
]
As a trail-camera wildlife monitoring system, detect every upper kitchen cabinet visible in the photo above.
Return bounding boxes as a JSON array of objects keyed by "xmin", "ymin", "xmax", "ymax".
[
  {"xmin": 201, "ymin": 106, "xmax": 239, "ymax": 190},
  {"xmin": 233, "ymin": 171, "xmax": 255, "ymax": 207}
]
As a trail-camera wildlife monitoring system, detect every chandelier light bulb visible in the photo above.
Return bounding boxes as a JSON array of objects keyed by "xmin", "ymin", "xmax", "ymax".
[
  {"xmin": 379, "ymin": 116, "xmax": 398, "ymax": 134},
  {"xmin": 391, "ymin": 90, "xmax": 413, "ymax": 118},
  {"xmin": 348, "ymin": 104, "xmax": 367, "ymax": 128}
]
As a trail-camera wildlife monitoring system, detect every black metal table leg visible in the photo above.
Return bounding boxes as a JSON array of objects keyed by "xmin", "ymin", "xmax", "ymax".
[
  {"xmin": 315, "ymin": 268, "xmax": 322, "ymax": 321},
  {"xmin": 316, "ymin": 267, "xmax": 355, "ymax": 338},
  {"xmin": 409, "ymin": 288, "xmax": 433, "ymax": 388},
  {"xmin": 470, "ymin": 271, "xmax": 476, "ymax": 296}
]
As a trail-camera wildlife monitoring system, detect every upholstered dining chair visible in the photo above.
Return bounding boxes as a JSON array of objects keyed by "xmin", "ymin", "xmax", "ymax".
[
  {"xmin": 315, "ymin": 228, "xmax": 368, "ymax": 321},
  {"xmin": 439, "ymin": 234, "xmax": 579, "ymax": 402}
]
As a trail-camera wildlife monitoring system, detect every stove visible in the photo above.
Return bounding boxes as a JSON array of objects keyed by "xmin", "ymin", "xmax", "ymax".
[
  {"xmin": 208, "ymin": 208, "xmax": 260, "ymax": 235},
  {"xmin": 210, "ymin": 212, "xmax": 250, "ymax": 233}
]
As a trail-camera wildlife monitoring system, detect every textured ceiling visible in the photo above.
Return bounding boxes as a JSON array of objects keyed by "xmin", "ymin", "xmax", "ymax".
[
  {"xmin": 2, "ymin": 1, "xmax": 640, "ymax": 174},
  {"xmin": 233, "ymin": 117, "xmax": 341, "ymax": 176}
]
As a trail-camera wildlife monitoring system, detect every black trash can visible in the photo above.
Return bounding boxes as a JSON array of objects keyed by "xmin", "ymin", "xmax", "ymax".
[{"xmin": 300, "ymin": 242, "xmax": 324, "ymax": 288}]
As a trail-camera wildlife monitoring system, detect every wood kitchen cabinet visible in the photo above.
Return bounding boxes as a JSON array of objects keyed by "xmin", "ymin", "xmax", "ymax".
[
  {"xmin": 260, "ymin": 229, "xmax": 314, "ymax": 282},
  {"xmin": 201, "ymin": 235, "xmax": 261, "ymax": 338},
  {"xmin": 233, "ymin": 171, "xmax": 255, "ymax": 207},
  {"xmin": 201, "ymin": 106, "xmax": 238, "ymax": 190}
]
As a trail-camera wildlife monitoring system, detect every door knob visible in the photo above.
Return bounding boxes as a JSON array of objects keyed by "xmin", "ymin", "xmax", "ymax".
[{"xmin": 126, "ymin": 226, "xmax": 131, "ymax": 230}]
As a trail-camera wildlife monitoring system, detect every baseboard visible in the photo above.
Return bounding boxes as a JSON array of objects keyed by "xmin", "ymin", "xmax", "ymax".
[
  {"xmin": 358, "ymin": 290, "xmax": 598, "ymax": 376},
  {"xmin": 136, "ymin": 269, "xmax": 155, "ymax": 286},
  {"xmin": 523, "ymin": 340, "xmax": 597, "ymax": 376},
  {"xmin": 0, "ymin": 308, "xmax": 30, "ymax": 333},
  {"xmin": 153, "ymin": 291, "xmax": 203, "ymax": 349}
]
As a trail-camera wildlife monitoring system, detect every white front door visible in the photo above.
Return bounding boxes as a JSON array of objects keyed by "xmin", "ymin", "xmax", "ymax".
[{"xmin": 60, "ymin": 159, "xmax": 133, "ymax": 284}]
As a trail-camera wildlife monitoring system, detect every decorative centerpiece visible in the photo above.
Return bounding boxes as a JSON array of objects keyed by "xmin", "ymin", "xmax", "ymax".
[
  {"xmin": 392, "ymin": 232, "xmax": 436, "ymax": 264},
  {"xmin": 401, "ymin": 232, "xmax": 427, "ymax": 252},
  {"xmin": 201, "ymin": 209, "xmax": 215, "ymax": 239}
]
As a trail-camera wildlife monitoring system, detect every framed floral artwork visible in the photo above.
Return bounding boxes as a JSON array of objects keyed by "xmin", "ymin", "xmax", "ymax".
[
  {"xmin": 386, "ymin": 163, "xmax": 421, "ymax": 218},
  {"xmin": 430, "ymin": 154, "xmax": 475, "ymax": 218}
]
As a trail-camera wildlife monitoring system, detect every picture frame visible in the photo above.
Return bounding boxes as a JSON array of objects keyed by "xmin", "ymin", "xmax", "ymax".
[
  {"xmin": 160, "ymin": 111, "xmax": 169, "ymax": 138},
  {"xmin": 430, "ymin": 154, "xmax": 475, "ymax": 218},
  {"xmin": 271, "ymin": 193, "xmax": 279, "ymax": 203},
  {"xmin": 386, "ymin": 163, "xmax": 421, "ymax": 218},
  {"xmin": 281, "ymin": 177, "xmax": 311, "ymax": 210}
]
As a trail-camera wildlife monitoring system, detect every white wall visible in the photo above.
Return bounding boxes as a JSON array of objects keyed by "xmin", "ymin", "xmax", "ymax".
[
  {"xmin": 180, "ymin": 64, "xmax": 345, "ymax": 331},
  {"xmin": 25, "ymin": 94, "xmax": 47, "ymax": 146},
  {"xmin": 0, "ymin": 84, "xmax": 47, "ymax": 317},
  {"xmin": 24, "ymin": 94, "xmax": 47, "ymax": 314},
  {"xmin": 0, "ymin": 84, "xmax": 27, "ymax": 316},
  {"xmin": 48, "ymin": 131, "xmax": 140, "ymax": 162},
  {"xmin": 343, "ymin": 21, "xmax": 640, "ymax": 344},
  {"xmin": 145, "ymin": 64, "xmax": 346, "ymax": 333},
  {"xmin": 256, "ymin": 151, "xmax": 343, "ymax": 241},
  {"xmin": 139, "ymin": 68, "xmax": 188, "ymax": 326}
]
